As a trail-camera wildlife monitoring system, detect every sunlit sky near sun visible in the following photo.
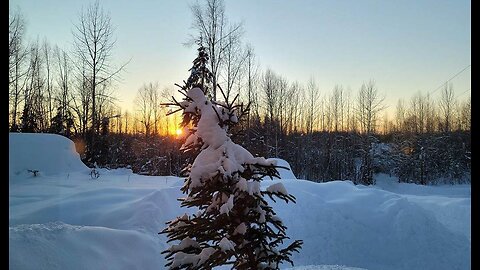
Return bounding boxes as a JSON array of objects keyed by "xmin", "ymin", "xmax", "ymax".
[{"xmin": 10, "ymin": 0, "xmax": 471, "ymax": 117}]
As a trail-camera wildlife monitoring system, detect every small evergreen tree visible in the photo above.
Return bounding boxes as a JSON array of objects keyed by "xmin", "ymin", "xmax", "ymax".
[
  {"xmin": 177, "ymin": 39, "xmax": 214, "ymax": 99},
  {"xmin": 160, "ymin": 43, "xmax": 302, "ymax": 269},
  {"xmin": 49, "ymin": 106, "xmax": 75, "ymax": 137},
  {"xmin": 20, "ymin": 104, "xmax": 38, "ymax": 133}
]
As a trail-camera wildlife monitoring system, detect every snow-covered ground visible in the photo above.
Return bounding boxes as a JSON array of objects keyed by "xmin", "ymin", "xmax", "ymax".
[{"xmin": 9, "ymin": 133, "xmax": 470, "ymax": 270}]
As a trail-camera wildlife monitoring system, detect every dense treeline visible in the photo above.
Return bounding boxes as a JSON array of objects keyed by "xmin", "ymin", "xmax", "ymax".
[
  {"xmin": 9, "ymin": 1, "xmax": 470, "ymax": 185},
  {"xmin": 67, "ymin": 115, "xmax": 471, "ymax": 186}
]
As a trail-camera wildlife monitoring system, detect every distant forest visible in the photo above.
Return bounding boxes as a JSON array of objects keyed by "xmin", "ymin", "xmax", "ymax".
[{"xmin": 9, "ymin": 0, "xmax": 470, "ymax": 185}]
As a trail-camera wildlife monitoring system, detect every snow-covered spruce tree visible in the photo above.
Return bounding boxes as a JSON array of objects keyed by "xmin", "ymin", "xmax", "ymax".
[{"xmin": 160, "ymin": 44, "xmax": 302, "ymax": 269}]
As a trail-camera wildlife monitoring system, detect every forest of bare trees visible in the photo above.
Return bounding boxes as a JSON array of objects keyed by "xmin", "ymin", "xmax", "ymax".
[{"xmin": 9, "ymin": 0, "xmax": 470, "ymax": 185}]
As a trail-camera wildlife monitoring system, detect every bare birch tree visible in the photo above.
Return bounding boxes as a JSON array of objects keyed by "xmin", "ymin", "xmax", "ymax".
[
  {"xmin": 190, "ymin": 0, "xmax": 243, "ymax": 100},
  {"xmin": 9, "ymin": 8, "xmax": 29, "ymax": 130},
  {"xmin": 72, "ymin": 0, "xmax": 128, "ymax": 159},
  {"xmin": 439, "ymin": 83, "xmax": 455, "ymax": 133}
]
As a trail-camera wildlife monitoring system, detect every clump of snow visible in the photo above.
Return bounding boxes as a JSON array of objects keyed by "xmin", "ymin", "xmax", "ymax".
[
  {"xmin": 247, "ymin": 180, "xmax": 261, "ymax": 195},
  {"xmin": 198, "ymin": 247, "xmax": 216, "ymax": 265},
  {"xmin": 219, "ymin": 194, "xmax": 234, "ymax": 215},
  {"xmin": 267, "ymin": 182, "xmax": 289, "ymax": 195},
  {"xmin": 9, "ymin": 133, "xmax": 471, "ymax": 270},
  {"xmin": 233, "ymin": 223, "xmax": 247, "ymax": 235},
  {"xmin": 236, "ymin": 177, "xmax": 248, "ymax": 192},
  {"xmin": 218, "ymin": 237, "xmax": 235, "ymax": 252},
  {"xmin": 169, "ymin": 237, "xmax": 200, "ymax": 252},
  {"xmin": 171, "ymin": 252, "xmax": 198, "ymax": 268}
]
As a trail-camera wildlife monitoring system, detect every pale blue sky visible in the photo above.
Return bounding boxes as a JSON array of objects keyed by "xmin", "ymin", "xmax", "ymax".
[{"xmin": 10, "ymin": 0, "xmax": 471, "ymax": 115}]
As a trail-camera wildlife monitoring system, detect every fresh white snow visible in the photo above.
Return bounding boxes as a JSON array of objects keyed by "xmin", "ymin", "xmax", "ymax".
[
  {"xmin": 181, "ymin": 87, "xmax": 275, "ymax": 192},
  {"xmin": 9, "ymin": 133, "xmax": 89, "ymax": 177},
  {"xmin": 9, "ymin": 133, "xmax": 471, "ymax": 270},
  {"xmin": 218, "ymin": 237, "xmax": 236, "ymax": 252},
  {"xmin": 267, "ymin": 182, "xmax": 289, "ymax": 195}
]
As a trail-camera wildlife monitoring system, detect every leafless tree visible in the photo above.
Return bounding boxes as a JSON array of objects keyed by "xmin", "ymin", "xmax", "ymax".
[
  {"xmin": 152, "ymin": 85, "xmax": 161, "ymax": 136},
  {"xmin": 439, "ymin": 83, "xmax": 455, "ymax": 132},
  {"xmin": 134, "ymin": 83, "xmax": 160, "ymax": 137},
  {"xmin": 262, "ymin": 69, "xmax": 280, "ymax": 124},
  {"xmin": 277, "ymin": 76, "xmax": 290, "ymax": 135},
  {"xmin": 305, "ymin": 77, "xmax": 320, "ymax": 134},
  {"xmin": 54, "ymin": 46, "xmax": 72, "ymax": 124},
  {"xmin": 190, "ymin": 0, "xmax": 243, "ymax": 100},
  {"xmin": 160, "ymin": 87, "xmax": 176, "ymax": 135},
  {"xmin": 23, "ymin": 39, "xmax": 47, "ymax": 131},
  {"xmin": 408, "ymin": 92, "xmax": 427, "ymax": 133},
  {"xmin": 221, "ymin": 30, "xmax": 248, "ymax": 100},
  {"xmin": 458, "ymin": 97, "xmax": 471, "ymax": 131},
  {"xmin": 356, "ymin": 80, "xmax": 385, "ymax": 134},
  {"xmin": 381, "ymin": 112, "xmax": 390, "ymax": 135},
  {"xmin": 344, "ymin": 88, "xmax": 355, "ymax": 132},
  {"xmin": 423, "ymin": 94, "xmax": 435, "ymax": 133},
  {"xmin": 123, "ymin": 110, "xmax": 130, "ymax": 134},
  {"xmin": 288, "ymin": 81, "xmax": 303, "ymax": 134},
  {"xmin": 72, "ymin": 0, "xmax": 128, "ymax": 151},
  {"xmin": 243, "ymin": 44, "xmax": 260, "ymax": 128},
  {"xmin": 43, "ymin": 40, "xmax": 54, "ymax": 126},
  {"xmin": 331, "ymin": 85, "xmax": 345, "ymax": 132},
  {"xmin": 71, "ymin": 59, "xmax": 91, "ymax": 135},
  {"xmin": 9, "ymin": 8, "xmax": 29, "ymax": 130},
  {"xmin": 395, "ymin": 99, "xmax": 406, "ymax": 132},
  {"xmin": 260, "ymin": 69, "xmax": 285, "ymax": 157}
]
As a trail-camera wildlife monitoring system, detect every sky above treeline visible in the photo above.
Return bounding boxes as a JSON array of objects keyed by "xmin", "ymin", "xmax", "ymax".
[{"xmin": 10, "ymin": 0, "xmax": 471, "ymax": 116}]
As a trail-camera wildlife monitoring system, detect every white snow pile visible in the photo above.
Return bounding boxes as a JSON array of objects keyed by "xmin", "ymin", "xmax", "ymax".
[
  {"xmin": 9, "ymin": 133, "xmax": 89, "ymax": 177},
  {"xmin": 9, "ymin": 133, "xmax": 471, "ymax": 270}
]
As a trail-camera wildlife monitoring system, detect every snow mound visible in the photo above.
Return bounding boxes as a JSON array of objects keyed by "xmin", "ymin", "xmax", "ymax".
[
  {"xmin": 276, "ymin": 179, "xmax": 470, "ymax": 270},
  {"xmin": 9, "ymin": 133, "xmax": 89, "ymax": 176}
]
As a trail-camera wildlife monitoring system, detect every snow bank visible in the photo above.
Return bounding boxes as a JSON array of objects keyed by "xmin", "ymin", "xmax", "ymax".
[
  {"xmin": 374, "ymin": 173, "xmax": 471, "ymax": 241},
  {"xmin": 9, "ymin": 134, "xmax": 470, "ymax": 270},
  {"xmin": 275, "ymin": 179, "xmax": 470, "ymax": 270},
  {"xmin": 9, "ymin": 133, "xmax": 89, "ymax": 177}
]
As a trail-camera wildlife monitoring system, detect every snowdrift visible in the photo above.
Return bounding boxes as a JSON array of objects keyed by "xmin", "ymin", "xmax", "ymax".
[
  {"xmin": 9, "ymin": 133, "xmax": 470, "ymax": 270},
  {"xmin": 9, "ymin": 133, "xmax": 89, "ymax": 177}
]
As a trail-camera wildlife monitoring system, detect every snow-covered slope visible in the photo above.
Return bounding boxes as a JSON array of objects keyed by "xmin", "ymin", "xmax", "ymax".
[{"xmin": 9, "ymin": 133, "xmax": 470, "ymax": 270}]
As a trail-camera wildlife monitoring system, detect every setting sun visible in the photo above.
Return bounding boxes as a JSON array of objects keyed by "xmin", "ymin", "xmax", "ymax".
[{"xmin": 176, "ymin": 129, "xmax": 183, "ymax": 136}]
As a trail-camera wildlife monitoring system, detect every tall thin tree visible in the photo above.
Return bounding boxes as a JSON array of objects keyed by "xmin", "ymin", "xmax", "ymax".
[
  {"xmin": 72, "ymin": 0, "xmax": 128, "ymax": 161},
  {"xmin": 190, "ymin": 0, "xmax": 243, "ymax": 100}
]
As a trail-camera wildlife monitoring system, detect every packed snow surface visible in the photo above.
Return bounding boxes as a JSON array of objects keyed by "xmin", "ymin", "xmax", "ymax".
[{"xmin": 9, "ymin": 133, "xmax": 470, "ymax": 270}]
